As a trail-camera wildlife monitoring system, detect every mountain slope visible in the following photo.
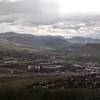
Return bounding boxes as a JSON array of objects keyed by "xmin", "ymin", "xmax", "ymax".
[
  {"xmin": 1, "ymin": 32, "xmax": 100, "ymax": 55},
  {"xmin": 68, "ymin": 37, "xmax": 100, "ymax": 44},
  {"xmin": 0, "ymin": 32, "xmax": 70, "ymax": 51}
]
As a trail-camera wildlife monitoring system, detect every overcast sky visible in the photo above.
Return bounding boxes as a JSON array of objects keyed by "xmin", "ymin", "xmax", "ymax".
[{"xmin": 0, "ymin": 0, "xmax": 100, "ymax": 38}]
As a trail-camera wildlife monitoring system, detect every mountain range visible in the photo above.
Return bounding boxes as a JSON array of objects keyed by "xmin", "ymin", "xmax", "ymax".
[
  {"xmin": 0, "ymin": 32, "xmax": 100, "ymax": 53},
  {"xmin": 68, "ymin": 37, "xmax": 100, "ymax": 44},
  {"xmin": 0, "ymin": 32, "xmax": 69, "ymax": 51}
]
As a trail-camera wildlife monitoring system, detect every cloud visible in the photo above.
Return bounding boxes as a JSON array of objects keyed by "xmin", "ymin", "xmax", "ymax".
[
  {"xmin": 0, "ymin": 0, "xmax": 22, "ymax": 3},
  {"xmin": 0, "ymin": 0, "xmax": 100, "ymax": 38},
  {"xmin": 1, "ymin": 17, "xmax": 100, "ymax": 39},
  {"xmin": 0, "ymin": 0, "xmax": 59, "ymax": 24}
]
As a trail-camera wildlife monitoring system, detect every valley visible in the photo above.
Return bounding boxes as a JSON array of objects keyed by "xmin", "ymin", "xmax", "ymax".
[{"xmin": 0, "ymin": 32, "xmax": 100, "ymax": 99}]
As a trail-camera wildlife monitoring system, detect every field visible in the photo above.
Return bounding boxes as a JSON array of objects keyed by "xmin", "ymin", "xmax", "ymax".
[
  {"xmin": 0, "ymin": 74, "xmax": 98, "ymax": 100},
  {"xmin": 0, "ymin": 73, "xmax": 80, "ymax": 89}
]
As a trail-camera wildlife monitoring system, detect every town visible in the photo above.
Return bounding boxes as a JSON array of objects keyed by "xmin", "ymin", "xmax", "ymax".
[{"xmin": 0, "ymin": 50, "xmax": 100, "ymax": 75}]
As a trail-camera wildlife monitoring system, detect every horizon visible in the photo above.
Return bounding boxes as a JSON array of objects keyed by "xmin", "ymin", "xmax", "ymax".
[{"xmin": 1, "ymin": 31, "xmax": 100, "ymax": 40}]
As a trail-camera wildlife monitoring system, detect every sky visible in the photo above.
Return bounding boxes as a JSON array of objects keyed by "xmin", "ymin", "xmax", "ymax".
[{"xmin": 0, "ymin": 0, "xmax": 100, "ymax": 38}]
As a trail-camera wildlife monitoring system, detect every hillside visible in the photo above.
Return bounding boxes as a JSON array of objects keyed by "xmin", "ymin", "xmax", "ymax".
[
  {"xmin": 0, "ymin": 32, "xmax": 70, "ymax": 51},
  {"xmin": 1, "ymin": 32, "xmax": 100, "ymax": 55},
  {"xmin": 68, "ymin": 37, "xmax": 100, "ymax": 44}
]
